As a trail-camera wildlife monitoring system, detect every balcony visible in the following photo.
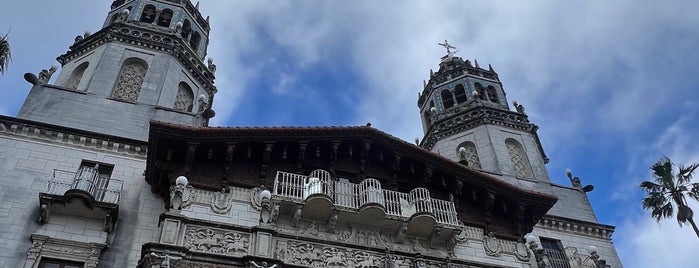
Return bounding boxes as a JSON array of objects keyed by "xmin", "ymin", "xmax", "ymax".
[
  {"xmin": 273, "ymin": 170, "xmax": 460, "ymax": 236},
  {"xmin": 39, "ymin": 167, "xmax": 123, "ymax": 232}
]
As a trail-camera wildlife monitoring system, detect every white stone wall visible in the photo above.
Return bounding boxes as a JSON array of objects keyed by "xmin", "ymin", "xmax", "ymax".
[{"xmin": 0, "ymin": 132, "xmax": 162, "ymax": 267}]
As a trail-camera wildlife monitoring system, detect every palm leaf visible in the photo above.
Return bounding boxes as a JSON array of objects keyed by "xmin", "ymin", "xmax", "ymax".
[{"xmin": 0, "ymin": 32, "xmax": 10, "ymax": 74}]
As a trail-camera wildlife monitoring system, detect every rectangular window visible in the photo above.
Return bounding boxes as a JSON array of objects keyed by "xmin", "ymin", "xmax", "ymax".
[
  {"xmin": 39, "ymin": 258, "xmax": 84, "ymax": 268},
  {"xmin": 540, "ymin": 237, "xmax": 571, "ymax": 268}
]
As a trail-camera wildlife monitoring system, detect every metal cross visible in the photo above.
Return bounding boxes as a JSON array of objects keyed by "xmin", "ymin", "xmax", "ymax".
[{"xmin": 438, "ymin": 40, "xmax": 456, "ymax": 55}]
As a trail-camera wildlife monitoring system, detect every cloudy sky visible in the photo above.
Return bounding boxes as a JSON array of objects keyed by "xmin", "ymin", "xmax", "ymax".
[{"xmin": 2, "ymin": 0, "xmax": 699, "ymax": 266}]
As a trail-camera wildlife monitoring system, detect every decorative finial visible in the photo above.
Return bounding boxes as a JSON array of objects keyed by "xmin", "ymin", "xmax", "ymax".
[
  {"xmin": 489, "ymin": 64, "xmax": 495, "ymax": 72},
  {"xmin": 512, "ymin": 100, "xmax": 525, "ymax": 114},
  {"xmin": 430, "ymin": 69, "xmax": 434, "ymax": 77},
  {"xmin": 195, "ymin": 2, "xmax": 200, "ymax": 9},
  {"xmin": 438, "ymin": 40, "xmax": 458, "ymax": 58},
  {"xmin": 414, "ymin": 137, "xmax": 420, "ymax": 145},
  {"xmin": 423, "ymin": 80, "xmax": 426, "ymax": 88},
  {"xmin": 474, "ymin": 59, "xmax": 480, "ymax": 69}
]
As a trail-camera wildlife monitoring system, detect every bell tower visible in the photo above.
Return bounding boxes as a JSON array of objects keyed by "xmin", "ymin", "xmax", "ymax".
[
  {"xmin": 418, "ymin": 41, "xmax": 550, "ymax": 186},
  {"xmin": 17, "ymin": 0, "xmax": 217, "ymax": 141}
]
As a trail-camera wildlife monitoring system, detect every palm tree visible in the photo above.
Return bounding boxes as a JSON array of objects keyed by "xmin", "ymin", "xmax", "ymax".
[
  {"xmin": 640, "ymin": 157, "xmax": 699, "ymax": 239},
  {"xmin": 0, "ymin": 32, "xmax": 11, "ymax": 74}
]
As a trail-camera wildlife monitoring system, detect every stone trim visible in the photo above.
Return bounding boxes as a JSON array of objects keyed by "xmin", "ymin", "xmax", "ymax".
[
  {"xmin": 25, "ymin": 234, "xmax": 105, "ymax": 268},
  {"xmin": 537, "ymin": 215, "xmax": 615, "ymax": 239},
  {"xmin": 0, "ymin": 115, "xmax": 147, "ymax": 158}
]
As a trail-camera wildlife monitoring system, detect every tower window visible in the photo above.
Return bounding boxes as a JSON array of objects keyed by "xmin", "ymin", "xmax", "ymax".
[
  {"xmin": 181, "ymin": 19, "xmax": 192, "ymax": 39},
  {"xmin": 65, "ymin": 62, "xmax": 89, "ymax": 90},
  {"xmin": 487, "ymin": 85, "xmax": 499, "ymax": 103},
  {"xmin": 111, "ymin": 58, "xmax": 148, "ymax": 103},
  {"xmin": 505, "ymin": 138, "xmax": 533, "ymax": 179},
  {"xmin": 474, "ymin": 83, "xmax": 486, "ymax": 100},
  {"xmin": 174, "ymin": 82, "xmax": 194, "ymax": 112},
  {"xmin": 454, "ymin": 84, "xmax": 468, "ymax": 104},
  {"xmin": 139, "ymin": 5, "xmax": 156, "ymax": 23},
  {"xmin": 157, "ymin": 9, "xmax": 173, "ymax": 27},
  {"xmin": 190, "ymin": 32, "xmax": 201, "ymax": 50},
  {"xmin": 457, "ymin": 142, "xmax": 481, "ymax": 169},
  {"xmin": 441, "ymin": 89, "xmax": 454, "ymax": 109}
]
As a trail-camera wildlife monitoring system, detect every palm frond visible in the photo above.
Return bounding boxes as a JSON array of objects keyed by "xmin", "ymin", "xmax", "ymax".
[
  {"xmin": 678, "ymin": 163, "xmax": 699, "ymax": 184},
  {"xmin": 0, "ymin": 32, "xmax": 10, "ymax": 74},
  {"xmin": 640, "ymin": 181, "xmax": 664, "ymax": 193}
]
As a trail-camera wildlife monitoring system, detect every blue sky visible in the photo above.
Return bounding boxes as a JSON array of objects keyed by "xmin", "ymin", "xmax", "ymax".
[{"xmin": 2, "ymin": 0, "xmax": 699, "ymax": 266}]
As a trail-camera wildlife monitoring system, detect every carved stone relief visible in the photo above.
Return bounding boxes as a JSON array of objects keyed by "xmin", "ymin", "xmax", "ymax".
[
  {"xmin": 183, "ymin": 226, "xmax": 249, "ymax": 256},
  {"xmin": 211, "ymin": 188, "xmax": 234, "ymax": 214},
  {"xmin": 483, "ymin": 232, "xmax": 501, "ymax": 257}
]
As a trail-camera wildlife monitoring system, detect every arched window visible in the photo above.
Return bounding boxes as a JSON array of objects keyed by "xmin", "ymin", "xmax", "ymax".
[
  {"xmin": 474, "ymin": 83, "xmax": 486, "ymax": 100},
  {"xmin": 505, "ymin": 138, "xmax": 533, "ymax": 178},
  {"xmin": 454, "ymin": 84, "xmax": 468, "ymax": 104},
  {"xmin": 111, "ymin": 58, "xmax": 148, "ymax": 102},
  {"xmin": 181, "ymin": 20, "xmax": 192, "ymax": 39},
  {"xmin": 457, "ymin": 141, "xmax": 481, "ymax": 169},
  {"xmin": 441, "ymin": 89, "xmax": 454, "ymax": 109},
  {"xmin": 174, "ymin": 82, "xmax": 194, "ymax": 112},
  {"xmin": 157, "ymin": 9, "xmax": 173, "ymax": 27},
  {"xmin": 487, "ymin": 85, "xmax": 499, "ymax": 103},
  {"xmin": 66, "ymin": 62, "xmax": 89, "ymax": 90},
  {"xmin": 140, "ymin": 5, "xmax": 156, "ymax": 23},
  {"xmin": 190, "ymin": 32, "xmax": 201, "ymax": 50}
]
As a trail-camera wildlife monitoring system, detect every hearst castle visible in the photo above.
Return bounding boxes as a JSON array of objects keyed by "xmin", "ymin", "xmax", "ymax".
[{"xmin": 0, "ymin": 1, "xmax": 622, "ymax": 267}]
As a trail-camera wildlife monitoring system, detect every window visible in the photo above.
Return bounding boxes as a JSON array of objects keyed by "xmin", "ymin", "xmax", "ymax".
[
  {"xmin": 139, "ymin": 5, "xmax": 156, "ymax": 23},
  {"xmin": 157, "ymin": 9, "xmax": 173, "ymax": 27},
  {"xmin": 441, "ymin": 89, "xmax": 454, "ymax": 109},
  {"xmin": 487, "ymin": 85, "xmax": 499, "ymax": 103},
  {"xmin": 457, "ymin": 141, "xmax": 481, "ymax": 169},
  {"xmin": 181, "ymin": 19, "xmax": 192, "ymax": 39},
  {"xmin": 190, "ymin": 32, "xmax": 201, "ymax": 50},
  {"xmin": 65, "ymin": 62, "xmax": 89, "ymax": 90},
  {"xmin": 540, "ymin": 238, "xmax": 571, "ymax": 268},
  {"xmin": 474, "ymin": 83, "xmax": 486, "ymax": 100},
  {"xmin": 111, "ymin": 58, "xmax": 148, "ymax": 102},
  {"xmin": 454, "ymin": 84, "xmax": 468, "ymax": 103},
  {"xmin": 174, "ymin": 82, "xmax": 194, "ymax": 112},
  {"xmin": 39, "ymin": 258, "xmax": 84, "ymax": 268},
  {"xmin": 505, "ymin": 138, "xmax": 533, "ymax": 178},
  {"xmin": 76, "ymin": 160, "xmax": 114, "ymax": 201}
]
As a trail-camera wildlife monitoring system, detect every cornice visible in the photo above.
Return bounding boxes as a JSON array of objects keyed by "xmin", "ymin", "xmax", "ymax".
[
  {"xmin": 537, "ymin": 215, "xmax": 615, "ymax": 240},
  {"xmin": 0, "ymin": 115, "xmax": 147, "ymax": 158}
]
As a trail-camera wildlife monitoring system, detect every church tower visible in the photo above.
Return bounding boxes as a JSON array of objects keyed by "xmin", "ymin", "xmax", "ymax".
[
  {"xmin": 17, "ymin": 0, "xmax": 217, "ymax": 141},
  {"xmin": 418, "ymin": 41, "xmax": 550, "ymax": 187}
]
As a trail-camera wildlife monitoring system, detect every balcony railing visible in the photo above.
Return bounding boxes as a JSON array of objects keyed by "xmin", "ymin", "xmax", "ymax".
[
  {"xmin": 273, "ymin": 171, "xmax": 460, "ymax": 226},
  {"xmin": 46, "ymin": 168, "xmax": 123, "ymax": 204}
]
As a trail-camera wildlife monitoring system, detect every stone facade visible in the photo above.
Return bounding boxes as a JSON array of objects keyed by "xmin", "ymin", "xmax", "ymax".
[{"xmin": 0, "ymin": 2, "xmax": 621, "ymax": 268}]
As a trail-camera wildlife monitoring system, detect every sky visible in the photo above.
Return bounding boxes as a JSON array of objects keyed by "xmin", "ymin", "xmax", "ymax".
[{"xmin": 1, "ymin": 0, "xmax": 699, "ymax": 266}]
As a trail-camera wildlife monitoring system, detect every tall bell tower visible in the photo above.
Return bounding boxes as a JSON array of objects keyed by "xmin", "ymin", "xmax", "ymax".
[
  {"xmin": 418, "ymin": 41, "xmax": 551, "ymax": 187},
  {"xmin": 17, "ymin": 0, "xmax": 217, "ymax": 141}
]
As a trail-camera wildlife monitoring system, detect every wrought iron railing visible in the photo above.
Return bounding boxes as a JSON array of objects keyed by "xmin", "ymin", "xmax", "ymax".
[
  {"xmin": 273, "ymin": 170, "xmax": 460, "ymax": 226},
  {"xmin": 46, "ymin": 168, "xmax": 123, "ymax": 204},
  {"xmin": 543, "ymin": 248, "xmax": 572, "ymax": 268}
]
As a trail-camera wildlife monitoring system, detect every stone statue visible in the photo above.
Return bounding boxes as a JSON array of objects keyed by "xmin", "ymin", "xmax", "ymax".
[
  {"xmin": 37, "ymin": 66, "xmax": 57, "ymax": 84},
  {"xmin": 512, "ymin": 100, "xmax": 526, "ymax": 115},
  {"xmin": 116, "ymin": 8, "xmax": 130, "ymax": 23},
  {"xmin": 208, "ymin": 57, "xmax": 217, "ymax": 74}
]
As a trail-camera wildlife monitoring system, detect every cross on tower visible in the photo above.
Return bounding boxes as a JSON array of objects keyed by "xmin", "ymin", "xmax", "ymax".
[{"xmin": 438, "ymin": 40, "xmax": 458, "ymax": 57}]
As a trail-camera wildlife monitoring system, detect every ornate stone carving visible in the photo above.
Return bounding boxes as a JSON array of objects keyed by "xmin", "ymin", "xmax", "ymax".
[
  {"xmin": 292, "ymin": 205, "xmax": 302, "ymax": 227},
  {"xmin": 483, "ymin": 232, "xmax": 501, "ymax": 257},
  {"xmin": 37, "ymin": 66, "xmax": 57, "ymax": 84},
  {"xmin": 174, "ymin": 82, "xmax": 194, "ymax": 112},
  {"xmin": 112, "ymin": 60, "xmax": 147, "ymax": 102},
  {"xmin": 183, "ymin": 226, "xmax": 249, "ymax": 255},
  {"xmin": 327, "ymin": 212, "xmax": 339, "ymax": 234},
  {"xmin": 514, "ymin": 239, "xmax": 531, "ymax": 261},
  {"xmin": 249, "ymin": 261, "xmax": 278, "ymax": 268},
  {"xmin": 211, "ymin": 187, "xmax": 233, "ymax": 214},
  {"xmin": 38, "ymin": 203, "xmax": 49, "ymax": 224}
]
